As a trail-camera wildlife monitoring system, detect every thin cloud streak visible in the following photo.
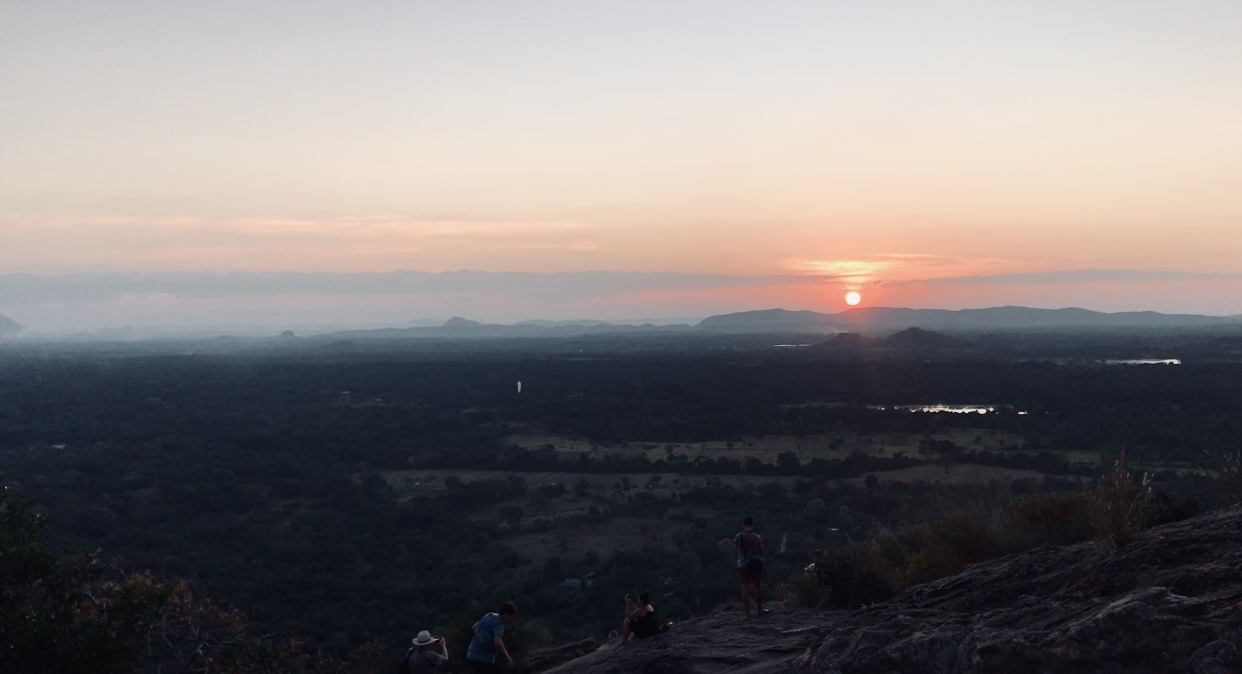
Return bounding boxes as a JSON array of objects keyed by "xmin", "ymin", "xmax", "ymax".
[
  {"xmin": 1, "ymin": 216, "xmax": 602, "ymax": 274},
  {"xmin": 785, "ymin": 253, "xmax": 1017, "ymax": 284},
  {"xmin": 0, "ymin": 271, "xmax": 808, "ymax": 302},
  {"xmin": 920, "ymin": 270, "xmax": 1242, "ymax": 285}
]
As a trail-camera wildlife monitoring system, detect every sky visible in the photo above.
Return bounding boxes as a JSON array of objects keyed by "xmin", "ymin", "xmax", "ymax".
[{"xmin": 3, "ymin": 1, "xmax": 1241, "ymax": 332}]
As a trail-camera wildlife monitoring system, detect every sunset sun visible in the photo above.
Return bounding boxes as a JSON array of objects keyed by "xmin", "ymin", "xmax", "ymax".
[{"xmin": 845, "ymin": 291, "xmax": 862, "ymax": 306}]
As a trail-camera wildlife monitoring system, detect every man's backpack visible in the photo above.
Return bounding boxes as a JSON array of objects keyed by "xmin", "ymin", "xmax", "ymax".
[
  {"xmin": 738, "ymin": 532, "xmax": 763, "ymax": 572},
  {"xmin": 400, "ymin": 647, "xmax": 441, "ymax": 672},
  {"xmin": 632, "ymin": 609, "xmax": 668, "ymax": 638},
  {"xmin": 398, "ymin": 648, "xmax": 416, "ymax": 674}
]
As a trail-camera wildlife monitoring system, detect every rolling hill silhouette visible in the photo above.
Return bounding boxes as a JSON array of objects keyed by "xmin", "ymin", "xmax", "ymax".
[{"xmin": 0, "ymin": 314, "xmax": 24, "ymax": 337}]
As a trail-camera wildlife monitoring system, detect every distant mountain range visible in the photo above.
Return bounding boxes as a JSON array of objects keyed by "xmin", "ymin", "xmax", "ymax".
[
  {"xmin": 313, "ymin": 306, "xmax": 1242, "ymax": 340},
  {"xmin": 3, "ymin": 306, "xmax": 1240, "ymax": 342},
  {"xmin": 694, "ymin": 306, "xmax": 1241, "ymax": 334},
  {"xmin": 320, "ymin": 315, "xmax": 688, "ymax": 340}
]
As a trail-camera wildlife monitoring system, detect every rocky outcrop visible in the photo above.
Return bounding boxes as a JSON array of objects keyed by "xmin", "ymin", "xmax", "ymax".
[
  {"xmin": 532, "ymin": 606, "xmax": 839, "ymax": 674},
  {"xmin": 811, "ymin": 505, "xmax": 1242, "ymax": 673},
  {"xmin": 534, "ymin": 506, "xmax": 1242, "ymax": 673},
  {"xmin": 519, "ymin": 638, "xmax": 605, "ymax": 673}
]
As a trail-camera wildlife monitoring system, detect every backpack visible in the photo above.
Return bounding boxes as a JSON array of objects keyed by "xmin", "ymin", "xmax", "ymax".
[
  {"xmin": 399, "ymin": 647, "xmax": 441, "ymax": 674},
  {"xmin": 738, "ymin": 532, "xmax": 763, "ymax": 572},
  {"xmin": 632, "ymin": 608, "xmax": 668, "ymax": 638},
  {"xmin": 398, "ymin": 648, "xmax": 416, "ymax": 674}
]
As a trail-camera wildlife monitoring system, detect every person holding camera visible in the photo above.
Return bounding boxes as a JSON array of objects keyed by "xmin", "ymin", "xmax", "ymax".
[
  {"xmin": 734, "ymin": 516, "xmax": 767, "ymax": 618},
  {"xmin": 402, "ymin": 630, "xmax": 448, "ymax": 672}
]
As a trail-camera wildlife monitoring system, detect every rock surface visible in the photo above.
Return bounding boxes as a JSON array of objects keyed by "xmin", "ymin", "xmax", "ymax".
[
  {"xmin": 812, "ymin": 505, "xmax": 1242, "ymax": 674},
  {"xmin": 531, "ymin": 505, "xmax": 1242, "ymax": 674},
  {"xmin": 531, "ymin": 605, "xmax": 839, "ymax": 674}
]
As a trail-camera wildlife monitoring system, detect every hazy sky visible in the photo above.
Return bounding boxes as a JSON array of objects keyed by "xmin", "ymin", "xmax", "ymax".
[{"xmin": 3, "ymin": 1, "xmax": 1241, "ymax": 330}]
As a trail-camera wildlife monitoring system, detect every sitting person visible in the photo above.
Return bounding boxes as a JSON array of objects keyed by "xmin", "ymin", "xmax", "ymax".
[{"xmin": 621, "ymin": 591, "xmax": 666, "ymax": 644}]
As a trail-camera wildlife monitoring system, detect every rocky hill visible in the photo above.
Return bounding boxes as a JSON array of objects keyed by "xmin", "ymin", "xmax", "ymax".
[
  {"xmin": 0, "ymin": 314, "xmax": 23, "ymax": 337},
  {"xmin": 882, "ymin": 327, "xmax": 968, "ymax": 350},
  {"xmin": 526, "ymin": 505, "xmax": 1242, "ymax": 673}
]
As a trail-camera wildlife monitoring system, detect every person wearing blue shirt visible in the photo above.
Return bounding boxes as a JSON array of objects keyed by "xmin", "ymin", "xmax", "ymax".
[{"xmin": 466, "ymin": 601, "xmax": 517, "ymax": 673}]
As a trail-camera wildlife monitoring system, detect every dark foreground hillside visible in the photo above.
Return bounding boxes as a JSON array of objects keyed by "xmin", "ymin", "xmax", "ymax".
[{"xmin": 533, "ymin": 504, "xmax": 1242, "ymax": 674}]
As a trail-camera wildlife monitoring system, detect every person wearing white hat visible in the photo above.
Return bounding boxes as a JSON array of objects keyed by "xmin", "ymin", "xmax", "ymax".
[{"xmin": 403, "ymin": 630, "xmax": 448, "ymax": 671}]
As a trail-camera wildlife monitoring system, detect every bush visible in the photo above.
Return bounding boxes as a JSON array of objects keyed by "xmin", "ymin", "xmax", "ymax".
[
  {"xmin": 1089, "ymin": 452, "xmax": 1151, "ymax": 549},
  {"xmin": 897, "ymin": 512, "xmax": 1000, "ymax": 587},
  {"xmin": 1004, "ymin": 491, "xmax": 1095, "ymax": 548},
  {"xmin": 811, "ymin": 541, "xmax": 900, "ymax": 609},
  {"xmin": 1217, "ymin": 450, "xmax": 1242, "ymax": 506},
  {"xmin": 781, "ymin": 572, "xmax": 835, "ymax": 609},
  {"xmin": 0, "ymin": 487, "xmax": 351, "ymax": 673},
  {"xmin": 797, "ymin": 490, "xmax": 1111, "ymax": 609}
]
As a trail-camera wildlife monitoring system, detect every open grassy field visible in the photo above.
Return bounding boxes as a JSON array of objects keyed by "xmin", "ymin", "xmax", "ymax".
[
  {"xmin": 505, "ymin": 428, "xmax": 1031, "ymax": 463},
  {"xmin": 383, "ymin": 463, "xmax": 1056, "ymax": 502}
]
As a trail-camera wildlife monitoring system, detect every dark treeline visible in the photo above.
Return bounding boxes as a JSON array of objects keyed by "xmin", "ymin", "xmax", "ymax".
[{"xmin": 3, "ymin": 346, "xmax": 1238, "ymax": 465}]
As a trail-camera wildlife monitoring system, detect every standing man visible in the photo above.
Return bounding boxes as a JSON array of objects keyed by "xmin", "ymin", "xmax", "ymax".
[
  {"xmin": 466, "ymin": 601, "xmax": 517, "ymax": 673},
  {"xmin": 734, "ymin": 516, "xmax": 767, "ymax": 618}
]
